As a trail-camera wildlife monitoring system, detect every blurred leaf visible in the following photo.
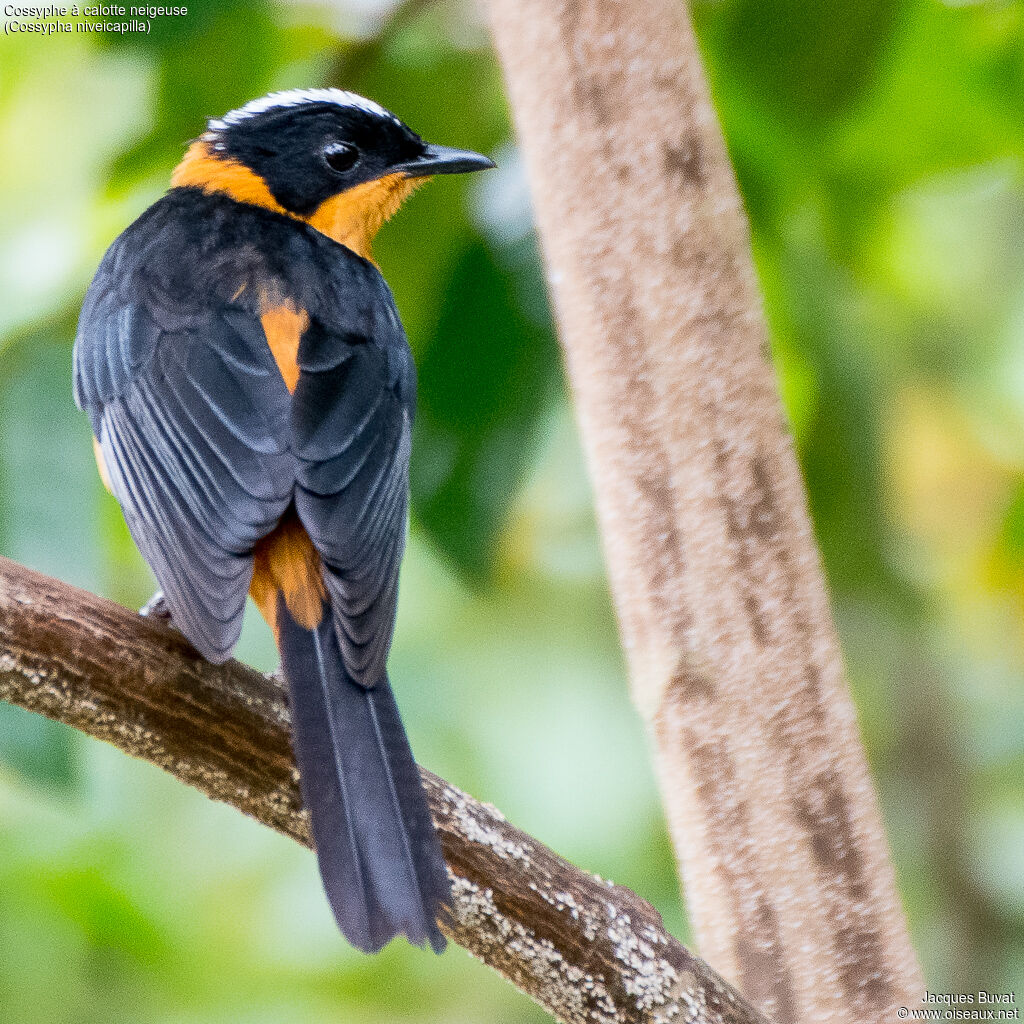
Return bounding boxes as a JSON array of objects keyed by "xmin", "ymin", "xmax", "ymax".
[
  {"xmin": 104, "ymin": 1, "xmax": 329, "ymax": 191},
  {"xmin": 0, "ymin": 705, "xmax": 79, "ymax": 795},
  {"xmin": 756, "ymin": 214, "xmax": 919, "ymax": 611},
  {"xmin": 345, "ymin": 24, "xmax": 507, "ymax": 154},
  {"xmin": 411, "ymin": 239, "xmax": 559, "ymax": 579},
  {"xmin": 831, "ymin": 1, "xmax": 1024, "ymax": 190},
  {"xmin": 700, "ymin": 0, "xmax": 899, "ymax": 124},
  {"xmin": 41, "ymin": 868, "xmax": 174, "ymax": 971},
  {"xmin": 993, "ymin": 480, "xmax": 1024, "ymax": 580}
]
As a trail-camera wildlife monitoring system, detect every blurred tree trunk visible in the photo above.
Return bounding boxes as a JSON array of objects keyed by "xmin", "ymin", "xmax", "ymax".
[{"xmin": 486, "ymin": 2, "xmax": 923, "ymax": 1022}]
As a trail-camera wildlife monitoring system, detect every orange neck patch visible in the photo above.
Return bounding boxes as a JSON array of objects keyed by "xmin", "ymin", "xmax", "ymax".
[
  {"xmin": 170, "ymin": 142, "xmax": 422, "ymax": 260},
  {"xmin": 307, "ymin": 173, "xmax": 422, "ymax": 260},
  {"xmin": 171, "ymin": 141, "xmax": 288, "ymax": 215}
]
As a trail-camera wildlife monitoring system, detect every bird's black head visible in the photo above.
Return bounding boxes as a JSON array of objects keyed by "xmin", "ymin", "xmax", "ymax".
[{"xmin": 187, "ymin": 89, "xmax": 494, "ymax": 220}]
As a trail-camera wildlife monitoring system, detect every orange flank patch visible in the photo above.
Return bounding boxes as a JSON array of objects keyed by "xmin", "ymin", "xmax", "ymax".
[
  {"xmin": 250, "ymin": 514, "xmax": 326, "ymax": 634},
  {"xmin": 307, "ymin": 172, "xmax": 422, "ymax": 260},
  {"xmin": 92, "ymin": 436, "xmax": 113, "ymax": 493},
  {"xmin": 260, "ymin": 303, "xmax": 309, "ymax": 393},
  {"xmin": 171, "ymin": 141, "xmax": 289, "ymax": 215}
]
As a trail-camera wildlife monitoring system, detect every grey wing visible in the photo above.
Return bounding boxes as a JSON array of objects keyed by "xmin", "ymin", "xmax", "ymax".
[
  {"xmin": 291, "ymin": 320, "xmax": 413, "ymax": 688},
  {"xmin": 74, "ymin": 277, "xmax": 295, "ymax": 662}
]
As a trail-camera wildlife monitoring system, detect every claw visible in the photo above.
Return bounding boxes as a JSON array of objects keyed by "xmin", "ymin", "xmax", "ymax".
[{"xmin": 140, "ymin": 590, "xmax": 172, "ymax": 622}]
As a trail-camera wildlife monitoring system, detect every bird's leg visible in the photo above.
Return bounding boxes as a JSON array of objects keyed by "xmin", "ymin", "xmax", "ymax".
[
  {"xmin": 270, "ymin": 666, "xmax": 289, "ymax": 706},
  {"xmin": 139, "ymin": 590, "xmax": 173, "ymax": 622}
]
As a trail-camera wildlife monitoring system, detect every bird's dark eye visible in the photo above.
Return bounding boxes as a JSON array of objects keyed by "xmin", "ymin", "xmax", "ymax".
[{"xmin": 323, "ymin": 141, "xmax": 360, "ymax": 173}]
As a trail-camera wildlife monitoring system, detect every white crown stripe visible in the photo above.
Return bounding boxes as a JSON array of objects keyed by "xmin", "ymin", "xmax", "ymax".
[{"xmin": 207, "ymin": 89, "xmax": 400, "ymax": 132}]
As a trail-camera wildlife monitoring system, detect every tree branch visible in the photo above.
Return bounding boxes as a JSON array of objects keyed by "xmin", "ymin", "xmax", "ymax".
[
  {"xmin": 0, "ymin": 556, "xmax": 770, "ymax": 1024},
  {"xmin": 485, "ymin": 2, "xmax": 923, "ymax": 1022}
]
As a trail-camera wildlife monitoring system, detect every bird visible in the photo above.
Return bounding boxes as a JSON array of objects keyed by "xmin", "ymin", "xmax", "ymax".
[{"xmin": 72, "ymin": 88, "xmax": 494, "ymax": 954}]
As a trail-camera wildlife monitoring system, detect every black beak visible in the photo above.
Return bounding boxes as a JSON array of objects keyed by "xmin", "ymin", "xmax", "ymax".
[{"xmin": 395, "ymin": 143, "xmax": 496, "ymax": 178}]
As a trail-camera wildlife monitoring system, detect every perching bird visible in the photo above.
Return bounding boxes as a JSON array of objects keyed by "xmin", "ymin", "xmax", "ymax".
[{"xmin": 72, "ymin": 89, "xmax": 494, "ymax": 953}]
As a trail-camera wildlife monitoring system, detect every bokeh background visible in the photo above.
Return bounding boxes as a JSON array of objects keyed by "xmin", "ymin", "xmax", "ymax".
[{"xmin": 1, "ymin": 0, "xmax": 1022, "ymax": 1019}]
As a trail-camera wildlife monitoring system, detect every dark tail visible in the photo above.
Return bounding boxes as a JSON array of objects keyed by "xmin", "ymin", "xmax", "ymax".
[{"xmin": 277, "ymin": 598, "xmax": 450, "ymax": 953}]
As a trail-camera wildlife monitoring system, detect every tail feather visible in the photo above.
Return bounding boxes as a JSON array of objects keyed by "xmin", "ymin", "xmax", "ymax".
[{"xmin": 277, "ymin": 596, "xmax": 449, "ymax": 953}]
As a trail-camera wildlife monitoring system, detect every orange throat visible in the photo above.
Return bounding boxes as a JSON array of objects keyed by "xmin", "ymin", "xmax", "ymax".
[{"xmin": 170, "ymin": 140, "xmax": 421, "ymax": 260}]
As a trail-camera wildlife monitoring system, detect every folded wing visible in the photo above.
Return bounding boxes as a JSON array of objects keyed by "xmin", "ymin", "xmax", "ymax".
[
  {"xmin": 74, "ymin": 262, "xmax": 295, "ymax": 662},
  {"xmin": 291, "ymin": 318, "xmax": 413, "ymax": 688}
]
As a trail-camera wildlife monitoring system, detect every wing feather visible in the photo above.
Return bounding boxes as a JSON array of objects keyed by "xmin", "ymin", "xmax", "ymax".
[
  {"xmin": 75, "ymin": 244, "xmax": 295, "ymax": 662},
  {"xmin": 293, "ymin": 324, "xmax": 414, "ymax": 688}
]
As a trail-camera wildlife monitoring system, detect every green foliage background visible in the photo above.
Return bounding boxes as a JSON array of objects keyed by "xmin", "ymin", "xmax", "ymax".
[{"xmin": 0, "ymin": 0, "xmax": 1022, "ymax": 1019}]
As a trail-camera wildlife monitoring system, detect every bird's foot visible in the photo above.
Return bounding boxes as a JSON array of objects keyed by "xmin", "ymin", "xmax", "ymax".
[{"xmin": 140, "ymin": 590, "xmax": 173, "ymax": 622}]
